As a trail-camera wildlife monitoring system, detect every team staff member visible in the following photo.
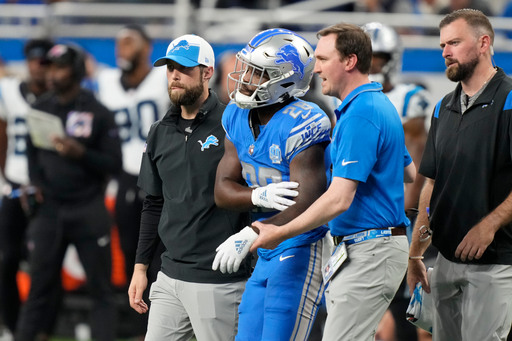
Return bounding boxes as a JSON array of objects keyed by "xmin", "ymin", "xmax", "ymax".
[
  {"xmin": 252, "ymin": 23, "xmax": 415, "ymax": 341},
  {"xmin": 18, "ymin": 43, "xmax": 121, "ymax": 341},
  {"xmin": 128, "ymin": 34, "xmax": 250, "ymax": 340},
  {"xmin": 363, "ymin": 22, "xmax": 433, "ymax": 341},
  {"xmin": 407, "ymin": 9, "xmax": 512, "ymax": 341}
]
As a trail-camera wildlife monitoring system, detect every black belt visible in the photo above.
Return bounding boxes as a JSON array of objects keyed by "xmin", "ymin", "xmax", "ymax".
[{"xmin": 332, "ymin": 227, "xmax": 407, "ymax": 246}]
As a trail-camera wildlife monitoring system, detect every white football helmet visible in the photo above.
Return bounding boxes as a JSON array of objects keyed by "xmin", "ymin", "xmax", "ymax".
[
  {"xmin": 362, "ymin": 22, "xmax": 403, "ymax": 84},
  {"xmin": 228, "ymin": 28, "xmax": 315, "ymax": 109}
]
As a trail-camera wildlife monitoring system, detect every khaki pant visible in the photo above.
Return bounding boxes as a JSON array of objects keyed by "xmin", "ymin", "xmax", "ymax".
[
  {"xmin": 145, "ymin": 271, "xmax": 246, "ymax": 341},
  {"xmin": 432, "ymin": 253, "xmax": 512, "ymax": 341},
  {"xmin": 322, "ymin": 235, "xmax": 409, "ymax": 341}
]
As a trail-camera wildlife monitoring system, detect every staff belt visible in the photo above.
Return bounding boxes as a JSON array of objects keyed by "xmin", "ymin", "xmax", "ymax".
[{"xmin": 332, "ymin": 227, "xmax": 406, "ymax": 246}]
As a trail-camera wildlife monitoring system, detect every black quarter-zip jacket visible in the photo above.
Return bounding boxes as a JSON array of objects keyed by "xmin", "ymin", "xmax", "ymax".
[{"xmin": 136, "ymin": 90, "xmax": 251, "ymax": 283}]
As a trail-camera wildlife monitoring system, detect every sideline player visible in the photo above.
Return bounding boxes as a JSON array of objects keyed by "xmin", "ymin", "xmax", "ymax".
[
  {"xmin": 96, "ymin": 24, "xmax": 169, "ymax": 285},
  {"xmin": 212, "ymin": 28, "xmax": 331, "ymax": 340},
  {"xmin": 0, "ymin": 39, "xmax": 55, "ymax": 338}
]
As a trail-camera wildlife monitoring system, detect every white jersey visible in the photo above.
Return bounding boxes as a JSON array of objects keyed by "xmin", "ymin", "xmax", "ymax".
[
  {"xmin": 385, "ymin": 83, "xmax": 431, "ymax": 125},
  {"xmin": 96, "ymin": 67, "xmax": 169, "ymax": 175},
  {"xmin": 0, "ymin": 77, "xmax": 31, "ymax": 185}
]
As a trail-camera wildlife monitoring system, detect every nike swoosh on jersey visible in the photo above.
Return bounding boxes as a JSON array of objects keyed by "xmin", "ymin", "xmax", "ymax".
[
  {"xmin": 279, "ymin": 255, "xmax": 295, "ymax": 261},
  {"xmin": 342, "ymin": 159, "xmax": 359, "ymax": 166}
]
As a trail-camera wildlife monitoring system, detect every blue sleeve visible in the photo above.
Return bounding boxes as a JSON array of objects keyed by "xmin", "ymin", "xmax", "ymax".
[{"xmin": 283, "ymin": 105, "xmax": 331, "ymax": 162}]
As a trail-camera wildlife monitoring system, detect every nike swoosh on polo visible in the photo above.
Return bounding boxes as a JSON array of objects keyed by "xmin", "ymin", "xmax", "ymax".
[
  {"xmin": 279, "ymin": 255, "xmax": 295, "ymax": 262},
  {"xmin": 341, "ymin": 159, "xmax": 358, "ymax": 166}
]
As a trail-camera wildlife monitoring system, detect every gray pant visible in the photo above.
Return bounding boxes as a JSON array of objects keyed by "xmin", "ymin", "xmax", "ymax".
[
  {"xmin": 322, "ymin": 235, "xmax": 409, "ymax": 341},
  {"xmin": 432, "ymin": 253, "xmax": 512, "ymax": 341},
  {"xmin": 145, "ymin": 271, "xmax": 246, "ymax": 341}
]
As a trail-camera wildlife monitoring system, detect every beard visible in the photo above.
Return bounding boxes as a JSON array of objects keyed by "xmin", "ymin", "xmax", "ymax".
[
  {"xmin": 168, "ymin": 79, "xmax": 204, "ymax": 106},
  {"xmin": 117, "ymin": 51, "xmax": 141, "ymax": 74},
  {"xmin": 49, "ymin": 76, "xmax": 75, "ymax": 95},
  {"xmin": 445, "ymin": 56, "xmax": 478, "ymax": 82}
]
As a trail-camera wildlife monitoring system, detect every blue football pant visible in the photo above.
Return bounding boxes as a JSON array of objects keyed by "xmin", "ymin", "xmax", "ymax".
[{"xmin": 236, "ymin": 239, "xmax": 325, "ymax": 341}]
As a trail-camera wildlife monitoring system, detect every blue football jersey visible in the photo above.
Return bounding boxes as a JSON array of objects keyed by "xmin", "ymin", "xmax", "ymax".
[{"xmin": 222, "ymin": 99, "xmax": 331, "ymax": 259}]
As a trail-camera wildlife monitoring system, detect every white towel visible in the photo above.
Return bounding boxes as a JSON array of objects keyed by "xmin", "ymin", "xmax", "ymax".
[{"xmin": 406, "ymin": 267, "xmax": 434, "ymax": 334}]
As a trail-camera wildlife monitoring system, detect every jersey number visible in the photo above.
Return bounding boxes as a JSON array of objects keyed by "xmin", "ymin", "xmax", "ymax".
[
  {"xmin": 241, "ymin": 161, "xmax": 282, "ymax": 187},
  {"xmin": 13, "ymin": 117, "xmax": 27, "ymax": 156},
  {"xmin": 115, "ymin": 100, "xmax": 158, "ymax": 143},
  {"xmin": 281, "ymin": 101, "xmax": 314, "ymax": 119}
]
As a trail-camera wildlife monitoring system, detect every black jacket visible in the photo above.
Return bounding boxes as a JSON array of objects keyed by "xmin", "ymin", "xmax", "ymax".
[
  {"xmin": 137, "ymin": 90, "xmax": 251, "ymax": 283},
  {"xmin": 27, "ymin": 89, "xmax": 122, "ymax": 204}
]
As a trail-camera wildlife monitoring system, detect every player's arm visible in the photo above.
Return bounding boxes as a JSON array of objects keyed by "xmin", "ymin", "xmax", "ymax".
[
  {"xmin": 213, "ymin": 142, "xmax": 328, "ymax": 274},
  {"xmin": 404, "ymin": 116, "xmax": 427, "ymax": 209},
  {"xmin": 128, "ymin": 194, "xmax": 162, "ymax": 314},
  {"xmin": 262, "ymin": 143, "xmax": 327, "ymax": 226},
  {"xmin": 215, "ymin": 137, "xmax": 298, "ymax": 212},
  {"xmin": 214, "ymin": 137, "xmax": 253, "ymax": 211},
  {"xmin": 252, "ymin": 175, "xmax": 358, "ymax": 250}
]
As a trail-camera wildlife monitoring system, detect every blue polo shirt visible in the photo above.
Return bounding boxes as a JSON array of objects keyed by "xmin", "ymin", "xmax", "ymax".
[{"xmin": 329, "ymin": 82, "xmax": 411, "ymax": 237}]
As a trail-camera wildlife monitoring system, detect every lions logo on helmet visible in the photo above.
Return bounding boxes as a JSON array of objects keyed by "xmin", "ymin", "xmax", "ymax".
[
  {"xmin": 275, "ymin": 45, "xmax": 312, "ymax": 80},
  {"xmin": 229, "ymin": 28, "xmax": 315, "ymax": 109}
]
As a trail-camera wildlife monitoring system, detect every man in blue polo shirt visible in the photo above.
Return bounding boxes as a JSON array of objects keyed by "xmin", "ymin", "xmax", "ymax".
[{"xmin": 252, "ymin": 23, "xmax": 415, "ymax": 340}]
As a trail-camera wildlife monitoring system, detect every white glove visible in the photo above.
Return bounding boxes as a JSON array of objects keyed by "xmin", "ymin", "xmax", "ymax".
[
  {"xmin": 251, "ymin": 181, "xmax": 299, "ymax": 211},
  {"xmin": 212, "ymin": 226, "xmax": 258, "ymax": 274}
]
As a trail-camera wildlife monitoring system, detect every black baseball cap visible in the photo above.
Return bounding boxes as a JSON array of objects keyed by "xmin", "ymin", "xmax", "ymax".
[
  {"xmin": 46, "ymin": 44, "xmax": 82, "ymax": 66},
  {"xmin": 23, "ymin": 38, "xmax": 54, "ymax": 61}
]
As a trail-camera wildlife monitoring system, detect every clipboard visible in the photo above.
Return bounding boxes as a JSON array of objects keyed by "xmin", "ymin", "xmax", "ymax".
[{"xmin": 26, "ymin": 109, "xmax": 65, "ymax": 150}]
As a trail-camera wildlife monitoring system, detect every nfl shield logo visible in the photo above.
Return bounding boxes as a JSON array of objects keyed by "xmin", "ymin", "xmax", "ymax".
[
  {"xmin": 269, "ymin": 144, "xmax": 281, "ymax": 164},
  {"xmin": 248, "ymin": 144, "xmax": 255, "ymax": 155}
]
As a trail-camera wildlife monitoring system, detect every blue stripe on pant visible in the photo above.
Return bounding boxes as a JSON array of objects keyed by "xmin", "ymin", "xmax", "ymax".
[{"xmin": 236, "ymin": 240, "xmax": 325, "ymax": 341}]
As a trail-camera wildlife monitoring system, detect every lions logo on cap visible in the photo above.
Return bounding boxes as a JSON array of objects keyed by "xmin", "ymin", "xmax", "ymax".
[
  {"xmin": 170, "ymin": 40, "xmax": 191, "ymax": 52},
  {"xmin": 275, "ymin": 45, "xmax": 312, "ymax": 80}
]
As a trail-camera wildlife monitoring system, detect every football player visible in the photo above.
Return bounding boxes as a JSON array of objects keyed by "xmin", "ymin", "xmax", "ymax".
[
  {"xmin": 95, "ymin": 24, "xmax": 168, "ymax": 288},
  {"xmin": 212, "ymin": 28, "xmax": 332, "ymax": 340},
  {"xmin": 0, "ymin": 39, "xmax": 55, "ymax": 337}
]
